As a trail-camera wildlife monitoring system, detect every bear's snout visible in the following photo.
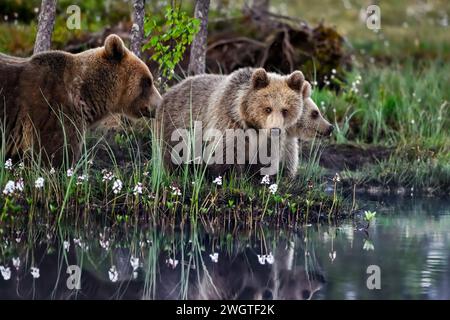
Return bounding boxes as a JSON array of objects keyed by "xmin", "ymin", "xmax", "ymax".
[{"xmin": 326, "ymin": 125, "xmax": 334, "ymax": 136}]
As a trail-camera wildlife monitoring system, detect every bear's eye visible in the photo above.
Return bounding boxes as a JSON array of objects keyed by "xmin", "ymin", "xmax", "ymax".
[
  {"xmin": 311, "ymin": 110, "xmax": 319, "ymax": 119},
  {"xmin": 265, "ymin": 107, "xmax": 272, "ymax": 114},
  {"xmin": 282, "ymin": 109, "xmax": 288, "ymax": 117}
]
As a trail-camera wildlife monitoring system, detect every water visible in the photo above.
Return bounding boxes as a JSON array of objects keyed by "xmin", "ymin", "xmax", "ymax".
[{"xmin": 0, "ymin": 197, "xmax": 449, "ymax": 300}]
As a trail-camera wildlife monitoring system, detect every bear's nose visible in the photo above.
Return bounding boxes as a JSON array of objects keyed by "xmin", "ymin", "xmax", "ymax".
[{"xmin": 327, "ymin": 125, "xmax": 334, "ymax": 136}]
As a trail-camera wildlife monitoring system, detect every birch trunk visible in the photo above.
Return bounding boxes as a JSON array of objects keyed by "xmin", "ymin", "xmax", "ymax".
[{"xmin": 34, "ymin": 0, "xmax": 57, "ymax": 54}]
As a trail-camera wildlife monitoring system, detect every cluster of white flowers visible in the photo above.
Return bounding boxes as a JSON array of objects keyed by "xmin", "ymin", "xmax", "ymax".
[
  {"xmin": 63, "ymin": 241, "xmax": 70, "ymax": 252},
  {"xmin": 257, "ymin": 253, "xmax": 274, "ymax": 265},
  {"xmin": 4, "ymin": 159, "xmax": 13, "ymax": 170},
  {"xmin": 329, "ymin": 251, "xmax": 337, "ymax": 262},
  {"xmin": 101, "ymin": 169, "xmax": 114, "ymax": 182},
  {"xmin": 130, "ymin": 256, "xmax": 140, "ymax": 271},
  {"xmin": 209, "ymin": 253, "xmax": 219, "ymax": 263},
  {"xmin": 0, "ymin": 265, "xmax": 11, "ymax": 280},
  {"xmin": 30, "ymin": 267, "xmax": 40, "ymax": 279},
  {"xmin": 112, "ymin": 179, "xmax": 123, "ymax": 194},
  {"xmin": 261, "ymin": 175, "xmax": 271, "ymax": 185},
  {"xmin": 133, "ymin": 182, "xmax": 143, "ymax": 195},
  {"xmin": 108, "ymin": 265, "xmax": 119, "ymax": 282},
  {"xmin": 213, "ymin": 176, "xmax": 222, "ymax": 186},
  {"xmin": 268, "ymin": 184, "xmax": 278, "ymax": 194},
  {"xmin": 35, "ymin": 177, "xmax": 45, "ymax": 189},
  {"xmin": 73, "ymin": 238, "xmax": 89, "ymax": 250},
  {"xmin": 332, "ymin": 173, "xmax": 341, "ymax": 183},
  {"xmin": 3, "ymin": 179, "xmax": 24, "ymax": 196},
  {"xmin": 166, "ymin": 258, "xmax": 179, "ymax": 269},
  {"xmin": 49, "ymin": 167, "xmax": 56, "ymax": 175},
  {"xmin": 76, "ymin": 175, "xmax": 88, "ymax": 186},
  {"xmin": 170, "ymin": 185, "xmax": 182, "ymax": 196},
  {"xmin": 12, "ymin": 257, "xmax": 20, "ymax": 270},
  {"xmin": 350, "ymin": 75, "xmax": 362, "ymax": 94},
  {"xmin": 99, "ymin": 239, "xmax": 110, "ymax": 250},
  {"xmin": 66, "ymin": 168, "xmax": 74, "ymax": 177}
]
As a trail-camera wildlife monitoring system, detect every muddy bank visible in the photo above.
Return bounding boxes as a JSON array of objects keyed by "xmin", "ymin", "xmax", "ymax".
[{"xmin": 301, "ymin": 143, "xmax": 393, "ymax": 172}]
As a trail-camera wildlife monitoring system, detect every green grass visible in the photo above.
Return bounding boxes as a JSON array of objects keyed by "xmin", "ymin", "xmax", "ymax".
[{"xmin": 0, "ymin": 114, "xmax": 346, "ymax": 227}]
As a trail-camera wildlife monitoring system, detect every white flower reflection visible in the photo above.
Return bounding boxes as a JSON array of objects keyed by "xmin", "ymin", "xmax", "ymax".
[
  {"xmin": 0, "ymin": 265, "xmax": 11, "ymax": 280},
  {"xmin": 209, "ymin": 253, "xmax": 219, "ymax": 263},
  {"xmin": 30, "ymin": 267, "xmax": 40, "ymax": 279},
  {"xmin": 108, "ymin": 266, "xmax": 119, "ymax": 282}
]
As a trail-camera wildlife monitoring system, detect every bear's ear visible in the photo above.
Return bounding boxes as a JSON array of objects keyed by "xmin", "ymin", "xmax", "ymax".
[
  {"xmin": 287, "ymin": 71, "xmax": 305, "ymax": 92},
  {"xmin": 104, "ymin": 34, "xmax": 126, "ymax": 61},
  {"xmin": 301, "ymin": 81, "xmax": 312, "ymax": 99},
  {"xmin": 251, "ymin": 68, "xmax": 269, "ymax": 90}
]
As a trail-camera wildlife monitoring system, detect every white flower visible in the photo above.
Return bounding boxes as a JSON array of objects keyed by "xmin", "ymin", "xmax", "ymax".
[
  {"xmin": 213, "ymin": 176, "xmax": 222, "ymax": 186},
  {"xmin": 166, "ymin": 258, "xmax": 179, "ymax": 269},
  {"xmin": 15, "ymin": 179, "xmax": 24, "ymax": 192},
  {"xmin": 257, "ymin": 255, "xmax": 266, "ymax": 265},
  {"xmin": 108, "ymin": 266, "xmax": 119, "ymax": 282},
  {"xmin": 76, "ymin": 175, "xmax": 88, "ymax": 185},
  {"xmin": 363, "ymin": 240, "xmax": 375, "ymax": 251},
  {"xmin": 261, "ymin": 175, "xmax": 270, "ymax": 185},
  {"xmin": 265, "ymin": 253, "xmax": 274, "ymax": 265},
  {"xmin": 329, "ymin": 251, "xmax": 337, "ymax": 262},
  {"xmin": 99, "ymin": 239, "xmax": 110, "ymax": 250},
  {"xmin": 209, "ymin": 253, "xmax": 219, "ymax": 263},
  {"xmin": 3, "ymin": 180, "xmax": 15, "ymax": 195},
  {"xmin": 170, "ymin": 185, "xmax": 181, "ymax": 196},
  {"xmin": 331, "ymin": 68, "xmax": 337, "ymax": 74},
  {"xmin": 332, "ymin": 173, "xmax": 341, "ymax": 183},
  {"xmin": 18, "ymin": 162, "xmax": 24, "ymax": 170},
  {"xmin": 12, "ymin": 257, "xmax": 20, "ymax": 270},
  {"xmin": 49, "ymin": 167, "xmax": 56, "ymax": 175},
  {"xmin": 102, "ymin": 169, "xmax": 114, "ymax": 182},
  {"xmin": 268, "ymin": 184, "xmax": 278, "ymax": 194},
  {"xmin": 133, "ymin": 183, "xmax": 143, "ymax": 195},
  {"xmin": 130, "ymin": 256, "xmax": 140, "ymax": 271},
  {"xmin": 66, "ymin": 168, "xmax": 74, "ymax": 177},
  {"xmin": 30, "ymin": 267, "xmax": 40, "ymax": 278},
  {"xmin": 112, "ymin": 179, "xmax": 123, "ymax": 194},
  {"xmin": 4, "ymin": 159, "xmax": 13, "ymax": 170},
  {"xmin": 63, "ymin": 241, "xmax": 70, "ymax": 252},
  {"xmin": 35, "ymin": 177, "xmax": 45, "ymax": 189},
  {"xmin": 0, "ymin": 265, "xmax": 11, "ymax": 280}
]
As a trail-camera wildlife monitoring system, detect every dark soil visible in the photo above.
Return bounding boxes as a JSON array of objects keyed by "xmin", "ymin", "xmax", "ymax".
[{"xmin": 302, "ymin": 143, "xmax": 393, "ymax": 172}]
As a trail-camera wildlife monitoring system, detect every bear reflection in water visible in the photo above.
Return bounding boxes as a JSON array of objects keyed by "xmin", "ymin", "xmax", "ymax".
[{"xmin": 0, "ymin": 239, "xmax": 324, "ymax": 300}]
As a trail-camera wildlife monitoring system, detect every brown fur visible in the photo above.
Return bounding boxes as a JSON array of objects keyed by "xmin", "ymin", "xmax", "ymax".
[
  {"xmin": 156, "ymin": 68, "xmax": 305, "ymax": 176},
  {"xmin": 0, "ymin": 34, "xmax": 162, "ymax": 166},
  {"xmin": 285, "ymin": 81, "xmax": 334, "ymax": 173}
]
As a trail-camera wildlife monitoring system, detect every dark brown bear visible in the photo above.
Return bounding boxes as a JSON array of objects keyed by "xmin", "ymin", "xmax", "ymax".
[{"xmin": 0, "ymin": 34, "xmax": 162, "ymax": 166}]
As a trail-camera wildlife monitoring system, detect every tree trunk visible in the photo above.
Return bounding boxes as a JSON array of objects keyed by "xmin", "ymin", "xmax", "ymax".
[
  {"xmin": 188, "ymin": 0, "xmax": 210, "ymax": 75},
  {"xmin": 130, "ymin": 0, "xmax": 145, "ymax": 58},
  {"xmin": 34, "ymin": 0, "xmax": 57, "ymax": 54},
  {"xmin": 251, "ymin": 0, "xmax": 270, "ymax": 12}
]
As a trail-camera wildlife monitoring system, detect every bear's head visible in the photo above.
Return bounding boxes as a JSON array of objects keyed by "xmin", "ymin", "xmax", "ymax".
[
  {"xmin": 97, "ymin": 34, "xmax": 162, "ymax": 119},
  {"xmin": 240, "ymin": 68, "xmax": 304, "ymax": 134},
  {"xmin": 289, "ymin": 81, "xmax": 334, "ymax": 141}
]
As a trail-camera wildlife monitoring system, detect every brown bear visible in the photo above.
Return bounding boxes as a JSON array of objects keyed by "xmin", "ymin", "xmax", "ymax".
[
  {"xmin": 0, "ymin": 34, "xmax": 162, "ymax": 167},
  {"xmin": 289, "ymin": 81, "xmax": 334, "ymax": 141},
  {"xmin": 284, "ymin": 81, "xmax": 334, "ymax": 173},
  {"xmin": 156, "ymin": 67, "xmax": 305, "ymax": 177}
]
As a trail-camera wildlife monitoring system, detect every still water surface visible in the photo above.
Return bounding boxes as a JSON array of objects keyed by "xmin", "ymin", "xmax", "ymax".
[{"xmin": 0, "ymin": 197, "xmax": 449, "ymax": 299}]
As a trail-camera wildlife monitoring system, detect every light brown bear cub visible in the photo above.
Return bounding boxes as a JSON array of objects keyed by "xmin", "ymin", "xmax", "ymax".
[
  {"xmin": 157, "ymin": 68, "xmax": 305, "ymax": 176},
  {"xmin": 285, "ymin": 81, "xmax": 334, "ymax": 172},
  {"xmin": 0, "ymin": 34, "xmax": 162, "ymax": 166}
]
